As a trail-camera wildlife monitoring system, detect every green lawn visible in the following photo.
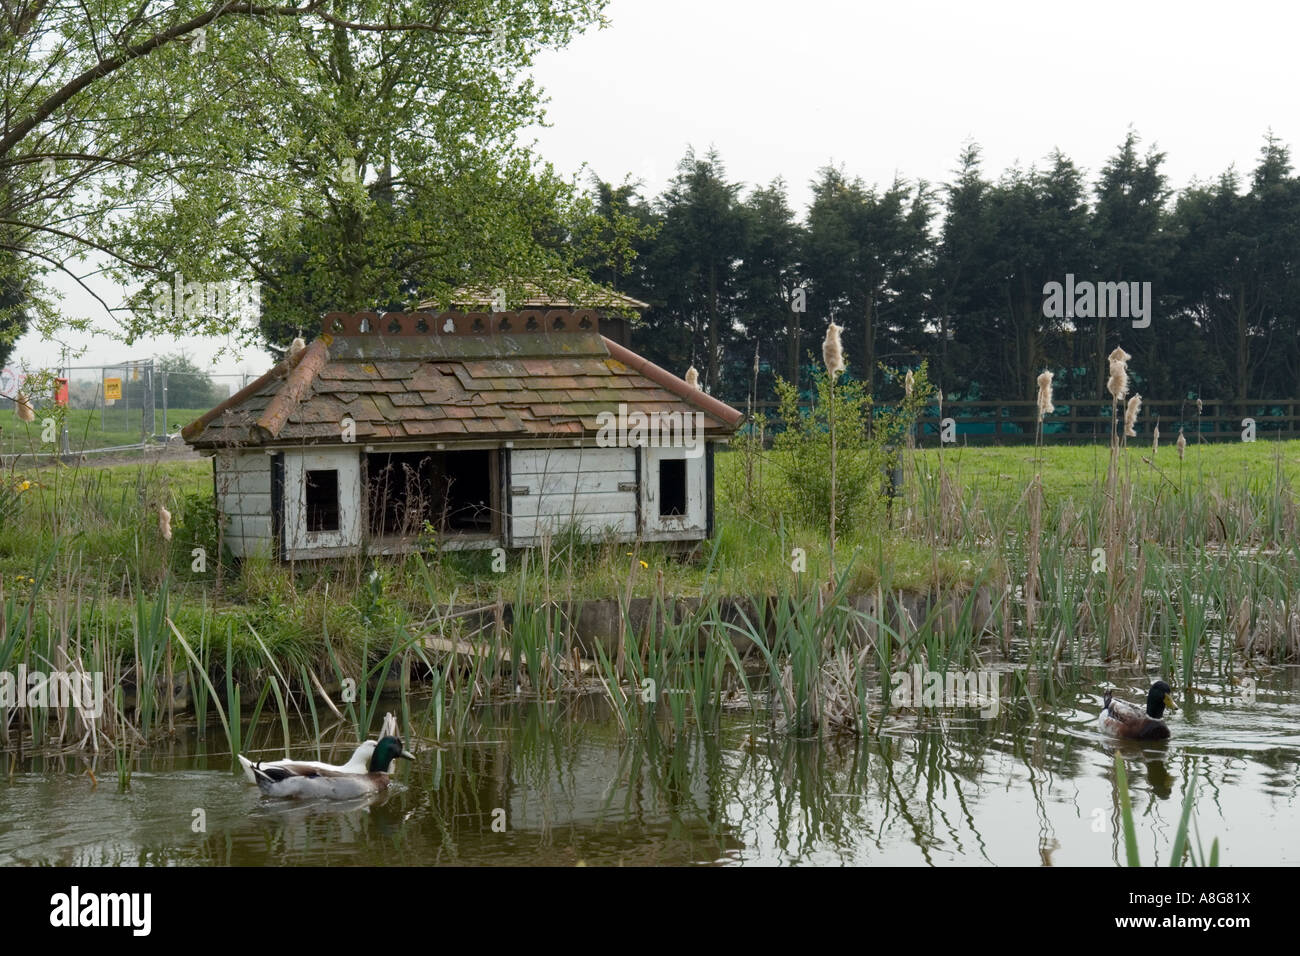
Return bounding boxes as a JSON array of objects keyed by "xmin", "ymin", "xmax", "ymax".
[
  {"xmin": 913, "ymin": 436, "xmax": 1300, "ymax": 502},
  {"xmin": 0, "ymin": 407, "xmax": 208, "ymax": 455}
]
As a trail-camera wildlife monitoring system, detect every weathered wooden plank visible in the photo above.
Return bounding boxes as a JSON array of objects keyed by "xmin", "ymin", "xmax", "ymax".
[
  {"xmin": 223, "ymin": 514, "xmax": 272, "ymax": 540},
  {"xmin": 510, "ymin": 470, "xmax": 633, "ymax": 496},
  {"xmin": 216, "ymin": 451, "xmax": 273, "ymax": 473},
  {"xmin": 218, "ymin": 491, "xmax": 271, "ymax": 517},
  {"xmin": 511, "ymin": 512, "xmax": 636, "ymax": 540},
  {"xmin": 224, "ymin": 534, "xmax": 273, "ymax": 559},
  {"xmin": 510, "ymin": 447, "xmax": 632, "ymax": 475},
  {"xmin": 217, "ymin": 468, "xmax": 272, "ymax": 495},
  {"xmin": 508, "ymin": 490, "xmax": 636, "ymax": 518}
]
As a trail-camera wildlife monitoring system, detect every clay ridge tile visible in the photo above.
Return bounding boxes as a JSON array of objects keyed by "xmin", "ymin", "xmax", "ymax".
[
  {"xmin": 183, "ymin": 339, "xmax": 324, "ymax": 444},
  {"xmin": 253, "ymin": 339, "xmax": 331, "ymax": 441}
]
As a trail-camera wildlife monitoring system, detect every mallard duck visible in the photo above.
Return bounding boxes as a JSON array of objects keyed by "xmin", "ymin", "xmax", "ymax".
[
  {"xmin": 236, "ymin": 712, "xmax": 402, "ymax": 783},
  {"xmin": 249, "ymin": 736, "xmax": 415, "ymax": 800},
  {"xmin": 1099, "ymin": 681, "xmax": 1177, "ymax": 740},
  {"xmin": 238, "ymin": 740, "xmax": 374, "ymax": 783}
]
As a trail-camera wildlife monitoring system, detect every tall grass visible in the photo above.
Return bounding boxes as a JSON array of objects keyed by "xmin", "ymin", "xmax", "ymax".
[{"xmin": 3, "ymin": 416, "xmax": 1299, "ymax": 758}]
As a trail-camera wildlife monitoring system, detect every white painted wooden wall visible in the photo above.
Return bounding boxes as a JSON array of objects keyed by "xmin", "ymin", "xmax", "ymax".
[
  {"xmin": 283, "ymin": 447, "xmax": 362, "ymax": 558},
  {"xmin": 214, "ymin": 451, "xmax": 273, "ymax": 558},
  {"xmin": 508, "ymin": 447, "xmax": 637, "ymax": 546},
  {"xmin": 215, "ymin": 441, "xmax": 712, "ymax": 559},
  {"xmin": 639, "ymin": 445, "xmax": 707, "ymax": 541}
]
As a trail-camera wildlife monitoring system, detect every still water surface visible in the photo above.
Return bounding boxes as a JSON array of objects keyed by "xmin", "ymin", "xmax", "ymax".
[{"xmin": 2, "ymin": 667, "xmax": 1296, "ymax": 865}]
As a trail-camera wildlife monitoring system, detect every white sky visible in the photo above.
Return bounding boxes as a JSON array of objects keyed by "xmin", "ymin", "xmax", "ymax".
[{"xmin": 14, "ymin": 0, "xmax": 1300, "ymax": 377}]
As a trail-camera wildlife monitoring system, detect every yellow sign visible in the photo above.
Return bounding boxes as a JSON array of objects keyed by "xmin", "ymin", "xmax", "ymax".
[{"xmin": 104, "ymin": 377, "xmax": 122, "ymax": 400}]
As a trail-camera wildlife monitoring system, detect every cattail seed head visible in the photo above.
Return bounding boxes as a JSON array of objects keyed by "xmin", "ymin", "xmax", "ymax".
[
  {"xmin": 1107, "ymin": 347, "xmax": 1131, "ymax": 403},
  {"xmin": 159, "ymin": 505, "xmax": 172, "ymax": 541},
  {"xmin": 1196, "ymin": 398, "xmax": 1203, "ymax": 415},
  {"xmin": 1152, "ymin": 422, "xmax": 1160, "ymax": 454},
  {"xmin": 823, "ymin": 323, "xmax": 844, "ymax": 380},
  {"xmin": 1176, "ymin": 427, "xmax": 1187, "ymax": 460},
  {"xmin": 684, "ymin": 366, "xmax": 699, "ymax": 389},
  {"xmin": 1124, "ymin": 394, "xmax": 1142, "ymax": 438},
  {"xmin": 904, "ymin": 369, "xmax": 914, "ymax": 398},
  {"xmin": 14, "ymin": 392, "xmax": 34, "ymax": 423},
  {"xmin": 1036, "ymin": 370, "xmax": 1055, "ymax": 421}
]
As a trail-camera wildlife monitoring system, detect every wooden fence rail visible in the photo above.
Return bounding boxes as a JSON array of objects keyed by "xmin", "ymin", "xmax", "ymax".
[{"xmin": 737, "ymin": 399, "xmax": 1300, "ymax": 445}]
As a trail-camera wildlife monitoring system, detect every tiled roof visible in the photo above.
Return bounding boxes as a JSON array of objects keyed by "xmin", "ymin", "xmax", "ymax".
[{"xmin": 183, "ymin": 311, "xmax": 741, "ymax": 448}]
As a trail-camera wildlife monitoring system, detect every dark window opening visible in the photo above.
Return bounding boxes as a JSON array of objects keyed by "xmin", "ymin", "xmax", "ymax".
[
  {"xmin": 659, "ymin": 458, "xmax": 687, "ymax": 517},
  {"xmin": 305, "ymin": 469, "xmax": 340, "ymax": 532},
  {"xmin": 367, "ymin": 449, "xmax": 495, "ymax": 537}
]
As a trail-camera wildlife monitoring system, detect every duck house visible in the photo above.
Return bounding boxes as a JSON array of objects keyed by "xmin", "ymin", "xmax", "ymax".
[{"xmin": 182, "ymin": 302, "xmax": 743, "ymax": 560}]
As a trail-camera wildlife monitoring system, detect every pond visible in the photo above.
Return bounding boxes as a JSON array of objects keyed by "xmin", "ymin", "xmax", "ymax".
[{"xmin": 2, "ymin": 666, "xmax": 1296, "ymax": 866}]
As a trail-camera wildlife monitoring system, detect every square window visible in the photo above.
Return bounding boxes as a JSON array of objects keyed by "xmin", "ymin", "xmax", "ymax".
[
  {"xmin": 659, "ymin": 458, "xmax": 687, "ymax": 517},
  {"xmin": 305, "ymin": 469, "xmax": 340, "ymax": 532}
]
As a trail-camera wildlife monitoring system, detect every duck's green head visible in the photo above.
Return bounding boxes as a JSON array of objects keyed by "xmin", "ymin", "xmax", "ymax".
[
  {"xmin": 369, "ymin": 736, "xmax": 416, "ymax": 773},
  {"xmin": 1147, "ymin": 681, "xmax": 1177, "ymax": 718}
]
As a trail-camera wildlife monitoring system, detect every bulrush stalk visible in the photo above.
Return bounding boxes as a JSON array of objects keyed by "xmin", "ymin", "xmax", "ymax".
[
  {"xmin": 1104, "ymin": 346, "xmax": 1136, "ymax": 658},
  {"xmin": 1027, "ymin": 370, "xmax": 1054, "ymax": 644},
  {"xmin": 904, "ymin": 369, "xmax": 916, "ymax": 449},
  {"xmin": 1124, "ymin": 394, "xmax": 1142, "ymax": 438},
  {"xmin": 823, "ymin": 322, "xmax": 844, "ymax": 582},
  {"xmin": 1107, "ymin": 347, "xmax": 1131, "ymax": 404},
  {"xmin": 1036, "ymin": 371, "xmax": 1055, "ymax": 422}
]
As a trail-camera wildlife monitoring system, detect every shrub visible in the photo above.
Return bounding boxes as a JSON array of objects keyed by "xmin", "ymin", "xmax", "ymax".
[
  {"xmin": 171, "ymin": 490, "xmax": 223, "ymax": 575},
  {"xmin": 771, "ymin": 370, "xmax": 880, "ymax": 532},
  {"xmin": 766, "ymin": 361, "xmax": 935, "ymax": 533}
]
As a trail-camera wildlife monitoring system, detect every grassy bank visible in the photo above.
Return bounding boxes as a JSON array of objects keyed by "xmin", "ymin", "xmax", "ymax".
[{"xmin": 1, "ymin": 436, "xmax": 1297, "ymax": 759}]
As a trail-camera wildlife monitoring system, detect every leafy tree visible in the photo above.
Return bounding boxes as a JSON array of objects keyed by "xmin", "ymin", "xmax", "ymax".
[
  {"xmin": 932, "ymin": 144, "xmax": 994, "ymax": 397},
  {"xmin": 991, "ymin": 152, "xmax": 1091, "ymax": 402},
  {"xmin": 156, "ymin": 353, "xmax": 224, "ymax": 408},
  {"xmin": 736, "ymin": 178, "xmax": 803, "ymax": 399},
  {"xmin": 1167, "ymin": 138, "xmax": 1300, "ymax": 408},
  {"xmin": 568, "ymin": 175, "xmax": 660, "ymax": 299},
  {"xmin": 0, "ymin": 278, "xmax": 29, "ymax": 368},
  {"xmin": 0, "ymin": 0, "xmax": 608, "ymax": 355},
  {"xmin": 803, "ymin": 167, "xmax": 932, "ymax": 397},
  {"xmin": 1088, "ymin": 131, "xmax": 1173, "ymax": 399},
  {"xmin": 641, "ymin": 147, "xmax": 746, "ymax": 391},
  {"xmin": 935, "ymin": 151, "xmax": 1089, "ymax": 402}
]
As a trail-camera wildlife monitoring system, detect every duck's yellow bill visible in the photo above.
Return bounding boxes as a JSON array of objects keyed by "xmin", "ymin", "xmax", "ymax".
[{"xmin": 1164, "ymin": 694, "xmax": 1178, "ymax": 711}]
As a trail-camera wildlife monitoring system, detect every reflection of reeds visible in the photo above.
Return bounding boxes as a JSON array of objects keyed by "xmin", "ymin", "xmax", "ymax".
[{"xmin": 1117, "ymin": 753, "xmax": 1220, "ymax": 866}]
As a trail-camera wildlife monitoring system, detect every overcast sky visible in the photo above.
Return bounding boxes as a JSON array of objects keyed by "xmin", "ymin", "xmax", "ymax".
[{"xmin": 14, "ymin": 0, "xmax": 1300, "ymax": 377}]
